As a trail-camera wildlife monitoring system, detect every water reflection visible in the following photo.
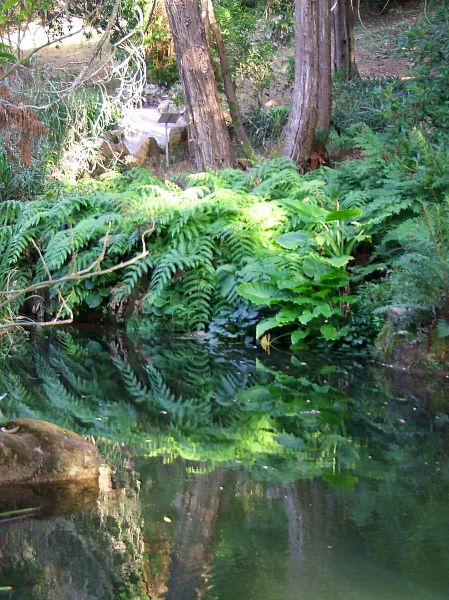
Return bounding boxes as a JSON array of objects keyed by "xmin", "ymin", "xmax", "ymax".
[{"xmin": 0, "ymin": 330, "xmax": 448, "ymax": 599}]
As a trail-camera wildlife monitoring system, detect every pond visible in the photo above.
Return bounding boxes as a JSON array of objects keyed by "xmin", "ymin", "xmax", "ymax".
[{"xmin": 0, "ymin": 329, "xmax": 448, "ymax": 599}]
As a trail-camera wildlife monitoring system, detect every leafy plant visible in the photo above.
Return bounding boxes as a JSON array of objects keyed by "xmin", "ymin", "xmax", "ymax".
[
  {"xmin": 380, "ymin": 200, "xmax": 449, "ymax": 338},
  {"xmin": 238, "ymin": 203, "xmax": 368, "ymax": 347}
]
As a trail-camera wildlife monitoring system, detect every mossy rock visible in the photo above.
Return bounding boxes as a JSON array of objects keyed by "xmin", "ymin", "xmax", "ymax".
[{"xmin": 0, "ymin": 419, "xmax": 100, "ymax": 485}]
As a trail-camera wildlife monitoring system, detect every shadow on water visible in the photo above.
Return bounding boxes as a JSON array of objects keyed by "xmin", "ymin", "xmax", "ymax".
[{"xmin": 0, "ymin": 329, "xmax": 448, "ymax": 599}]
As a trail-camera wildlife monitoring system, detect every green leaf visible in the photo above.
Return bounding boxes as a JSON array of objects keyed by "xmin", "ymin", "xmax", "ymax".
[
  {"xmin": 291, "ymin": 329, "xmax": 308, "ymax": 344},
  {"xmin": 87, "ymin": 294, "xmax": 103, "ymax": 309},
  {"xmin": 256, "ymin": 317, "xmax": 279, "ymax": 339},
  {"xmin": 277, "ymin": 276, "xmax": 307, "ymax": 289},
  {"xmin": 238, "ymin": 282, "xmax": 280, "ymax": 305},
  {"xmin": 325, "ymin": 209, "xmax": 362, "ymax": 222},
  {"xmin": 320, "ymin": 324, "xmax": 338, "ymax": 340},
  {"xmin": 283, "ymin": 200, "xmax": 328, "ymax": 223},
  {"xmin": 326, "ymin": 255, "xmax": 353, "ymax": 268},
  {"xmin": 302, "ymin": 255, "xmax": 333, "ymax": 279},
  {"xmin": 298, "ymin": 310, "xmax": 314, "ymax": 325},
  {"xmin": 275, "ymin": 306, "xmax": 300, "ymax": 325},
  {"xmin": 312, "ymin": 303, "xmax": 334, "ymax": 318},
  {"xmin": 2, "ymin": 0, "xmax": 20, "ymax": 11},
  {"xmin": 276, "ymin": 231, "xmax": 314, "ymax": 249},
  {"xmin": 436, "ymin": 318, "xmax": 449, "ymax": 338}
]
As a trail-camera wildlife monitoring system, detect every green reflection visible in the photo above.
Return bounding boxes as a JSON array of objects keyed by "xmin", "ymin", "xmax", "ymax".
[{"xmin": 0, "ymin": 330, "xmax": 448, "ymax": 599}]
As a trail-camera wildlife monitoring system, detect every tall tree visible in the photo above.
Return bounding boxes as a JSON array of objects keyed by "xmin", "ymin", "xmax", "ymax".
[
  {"xmin": 206, "ymin": 0, "xmax": 255, "ymax": 159},
  {"xmin": 283, "ymin": 0, "xmax": 331, "ymax": 170},
  {"xmin": 332, "ymin": 0, "xmax": 359, "ymax": 78},
  {"xmin": 164, "ymin": 0, "xmax": 234, "ymax": 170}
]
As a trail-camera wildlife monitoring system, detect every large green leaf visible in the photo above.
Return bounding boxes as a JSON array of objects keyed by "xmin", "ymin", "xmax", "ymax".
[
  {"xmin": 276, "ymin": 276, "xmax": 307, "ymax": 290},
  {"xmin": 256, "ymin": 316, "xmax": 279, "ymax": 339},
  {"xmin": 276, "ymin": 230, "xmax": 314, "ymax": 250},
  {"xmin": 302, "ymin": 255, "xmax": 334, "ymax": 279},
  {"xmin": 275, "ymin": 433, "xmax": 304, "ymax": 449},
  {"xmin": 326, "ymin": 255, "xmax": 353, "ymax": 268},
  {"xmin": 298, "ymin": 310, "xmax": 315, "ymax": 325},
  {"xmin": 312, "ymin": 303, "xmax": 334, "ymax": 318},
  {"xmin": 238, "ymin": 282, "xmax": 280, "ymax": 305},
  {"xmin": 283, "ymin": 200, "xmax": 328, "ymax": 223},
  {"xmin": 275, "ymin": 305, "xmax": 300, "ymax": 325},
  {"xmin": 320, "ymin": 324, "xmax": 338, "ymax": 340},
  {"xmin": 325, "ymin": 209, "xmax": 362, "ymax": 222},
  {"xmin": 291, "ymin": 329, "xmax": 308, "ymax": 344}
]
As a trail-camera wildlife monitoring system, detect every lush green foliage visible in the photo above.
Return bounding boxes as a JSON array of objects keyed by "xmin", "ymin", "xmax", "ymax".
[{"xmin": 1, "ymin": 158, "xmax": 371, "ymax": 346}]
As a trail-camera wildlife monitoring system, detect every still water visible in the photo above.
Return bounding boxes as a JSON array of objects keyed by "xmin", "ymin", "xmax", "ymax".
[{"xmin": 0, "ymin": 330, "xmax": 448, "ymax": 599}]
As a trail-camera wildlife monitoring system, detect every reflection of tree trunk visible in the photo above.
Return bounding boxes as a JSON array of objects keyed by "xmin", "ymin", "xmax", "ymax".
[
  {"xmin": 281, "ymin": 479, "xmax": 341, "ymax": 595},
  {"xmin": 165, "ymin": 469, "xmax": 225, "ymax": 600},
  {"xmin": 282, "ymin": 483, "xmax": 304, "ymax": 570},
  {"xmin": 280, "ymin": 482, "xmax": 305, "ymax": 599}
]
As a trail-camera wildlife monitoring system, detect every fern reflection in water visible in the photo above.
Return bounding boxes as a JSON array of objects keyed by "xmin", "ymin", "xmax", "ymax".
[
  {"xmin": 1, "ymin": 330, "xmax": 449, "ymax": 599},
  {"xmin": 0, "ymin": 329, "xmax": 364, "ymax": 479},
  {"xmin": 1, "ymin": 329, "xmax": 445, "ymax": 483}
]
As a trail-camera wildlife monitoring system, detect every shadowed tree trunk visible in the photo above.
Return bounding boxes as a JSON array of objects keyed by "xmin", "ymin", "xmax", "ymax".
[
  {"xmin": 318, "ymin": 0, "xmax": 331, "ymax": 141},
  {"xmin": 206, "ymin": 0, "xmax": 255, "ymax": 160},
  {"xmin": 332, "ymin": 0, "xmax": 359, "ymax": 78},
  {"xmin": 164, "ymin": 0, "xmax": 235, "ymax": 170},
  {"xmin": 283, "ymin": 0, "xmax": 331, "ymax": 170}
]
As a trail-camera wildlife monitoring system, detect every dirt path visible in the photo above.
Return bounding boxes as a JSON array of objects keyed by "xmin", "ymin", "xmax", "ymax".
[{"xmin": 355, "ymin": 1, "xmax": 424, "ymax": 78}]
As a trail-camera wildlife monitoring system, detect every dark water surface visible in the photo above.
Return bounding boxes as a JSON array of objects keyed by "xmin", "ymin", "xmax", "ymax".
[{"xmin": 0, "ymin": 330, "xmax": 448, "ymax": 599}]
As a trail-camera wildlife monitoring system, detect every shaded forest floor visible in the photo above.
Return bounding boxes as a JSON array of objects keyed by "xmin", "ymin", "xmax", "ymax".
[
  {"xmin": 260, "ymin": 0, "xmax": 425, "ymax": 109},
  {"xmin": 355, "ymin": 0, "xmax": 424, "ymax": 78}
]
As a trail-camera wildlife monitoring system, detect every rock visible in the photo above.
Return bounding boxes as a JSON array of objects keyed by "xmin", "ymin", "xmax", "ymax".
[
  {"xmin": 144, "ymin": 83, "xmax": 159, "ymax": 96},
  {"xmin": 265, "ymin": 98, "xmax": 283, "ymax": 108},
  {"xmin": 107, "ymin": 127, "xmax": 125, "ymax": 143},
  {"xmin": 96, "ymin": 137, "xmax": 128, "ymax": 160},
  {"xmin": 0, "ymin": 480, "xmax": 99, "ymax": 516},
  {"xmin": 169, "ymin": 129, "xmax": 186, "ymax": 150},
  {"xmin": 0, "ymin": 419, "xmax": 100, "ymax": 485},
  {"xmin": 123, "ymin": 107, "xmax": 188, "ymax": 151},
  {"xmin": 124, "ymin": 136, "xmax": 161, "ymax": 166},
  {"xmin": 157, "ymin": 99, "xmax": 179, "ymax": 113}
]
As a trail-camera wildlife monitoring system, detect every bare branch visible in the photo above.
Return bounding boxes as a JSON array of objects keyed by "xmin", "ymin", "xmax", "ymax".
[{"xmin": 0, "ymin": 225, "xmax": 155, "ymax": 327}]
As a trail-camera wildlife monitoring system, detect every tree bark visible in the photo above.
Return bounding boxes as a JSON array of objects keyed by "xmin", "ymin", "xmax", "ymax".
[
  {"xmin": 207, "ymin": 0, "xmax": 255, "ymax": 160},
  {"xmin": 283, "ymin": 0, "xmax": 331, "ymax": 170},
  {"xmin": 317, "ymin": 0, "xmax": 331, "ymax": 142},
  {"xmin": 332, "ymin": 0, "xmax": 359, "ymax": 79},
  {"xmin": 164, "ymin": 0, "xmax": 234, "ymax": 171}
]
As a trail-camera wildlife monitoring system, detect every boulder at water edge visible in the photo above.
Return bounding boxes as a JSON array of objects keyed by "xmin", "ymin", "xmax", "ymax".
[{"xmin": 0, "ymin": 419, "xmax": 100, "ymax": 485}]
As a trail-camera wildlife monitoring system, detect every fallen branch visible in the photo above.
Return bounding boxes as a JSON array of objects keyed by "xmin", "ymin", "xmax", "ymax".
[{"xmin": 0, "ymin": 225, "xmax": 154, "ymax": 331}]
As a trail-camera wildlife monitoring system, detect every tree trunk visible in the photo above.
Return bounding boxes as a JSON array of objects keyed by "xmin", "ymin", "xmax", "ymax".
[
  {"xmin": 283, "ymin": 0, "xmax": 331, "ymax": 170},
  {"xmin": 332, "ymin": 0, "xmax": 359, "ymax": 79},
  {"xmin": 164, "ymin": 0, "xmax": 234, "ymax": 171},
  {"xmin": 207, "ymin": 0, "xmax": 255, "ymax": 160},
  {"xmin": 317, "ymin": 0, "xmax": 331, "ymax": 141}
]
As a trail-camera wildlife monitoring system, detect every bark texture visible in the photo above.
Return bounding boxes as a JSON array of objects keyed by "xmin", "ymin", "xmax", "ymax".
[
  {"xmin": 164, "ymin": 0, "xmax": 234, "ymax": 170},
  {"xmin": 317, "ymin": 0, "xmax": 331, "ymax": 140},
  {"xmin": 283, "ymin": 0, "xmax": 331, "ymax": 169},
  {"xmin": 207, "ymin": 0, "xmax": 255, "ymax": 159},
  {"xmin": 332, "ymin": 0, "xmax": 359, "ymax": 78}
]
